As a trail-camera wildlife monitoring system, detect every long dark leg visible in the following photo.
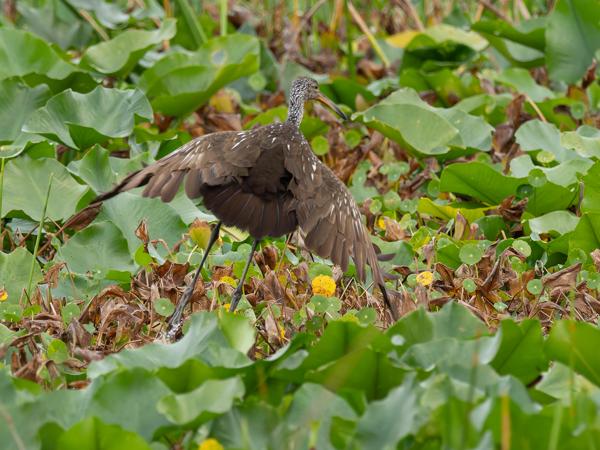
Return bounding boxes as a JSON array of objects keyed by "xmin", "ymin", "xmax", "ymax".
[
  {"xmin": 229, "ymin": 239, "xmax": 259, "ymax": 312},
  {"xmin": 378, "ymin": 282, "xmax": 398, "ymax": 321},
  {"xmin": 166, "ymin": 221, "xmax": 221, "ymax": 339}
]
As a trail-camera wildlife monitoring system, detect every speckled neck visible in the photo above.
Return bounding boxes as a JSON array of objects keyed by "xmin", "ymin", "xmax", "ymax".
[{"xmin": 286, "ymin": 89, "xmax": 305, "ymax": 127}]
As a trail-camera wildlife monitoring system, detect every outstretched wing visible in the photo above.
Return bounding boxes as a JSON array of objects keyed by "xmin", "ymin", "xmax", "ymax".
[
  {"xmin": 284, "ymin": 142, "xmax": 384, "ymax": 285},
  {"xmin": 97, "ymin": 129, "xmax": 265, "ymax": 204},
  {"xmin": 69, "ymin": 124, "xmax": 298, "ymax": 238}
]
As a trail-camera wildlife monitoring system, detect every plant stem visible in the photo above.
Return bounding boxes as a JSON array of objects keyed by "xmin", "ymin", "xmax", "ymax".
[
  {"xmin": 219, "ymin": 0, "xmax": 228, "ymax": 35},
  {"xmin": 175, "ymin": 0, "xmax": 207, "ymax": 47},
  {"xmin": 0, "ymin": 158, "xmax": 4, "ymax": 237},
  {"xmin": 27, "ymin": 174, "xmax": 53, "ymax": 298},
  {"xmin": 347, "ymin": 1, "xmax": 390, "ymax": 67},
  {"xmin": 344, "ymin": 0, "xmax": 356, "ymax": 80}
]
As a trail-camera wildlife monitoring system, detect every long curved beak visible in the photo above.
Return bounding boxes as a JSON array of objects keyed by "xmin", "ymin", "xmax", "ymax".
[{"xmin": 315, "ymin": 92, "xmax": 348, "ymax": 121}]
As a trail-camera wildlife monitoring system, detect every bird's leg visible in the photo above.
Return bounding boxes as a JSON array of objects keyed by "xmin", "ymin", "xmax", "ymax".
[
  {"xmin": 166, "ymin": 221, "xmax": 222, "ymax": 340},
  {"xmin": 229, "ymin": 239, "xmax": 260, "ymax": 312}
]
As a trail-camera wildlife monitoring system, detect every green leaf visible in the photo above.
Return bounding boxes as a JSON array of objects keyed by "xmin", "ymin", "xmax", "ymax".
[
  {"xmin": 54, "ymin": 417, "xmax": 151, "ymax": 450},
  {"xmin": 581, "ymin": 162, "xmax": 600, "ymax": 214},
  {"xmin": 568, "ymin": 213, "xmax": 600, "ymax": 253},
  {"xmin": 463, "ymin": 278, "xmax": 476, "ymax": 293},
  {"xmin": 459, "ymin": 243, "xmax": 484, "ymax": 265},
  {"xmin": 546, "ymin": 320, "xmax": 600, "ymax": 386},
  {"xmin": 561, "ymin": 126, "xmax": 600, "ymax": 158},
  {"xmin": 311, "ymin": 135, "xmax": 330, "ymax": 155},
  {"xmin": 0, "ymin": 28, "xmax": 93, "ymax": 91},
  {"xmin": 97, "ymin": 193, "xmax": 188, "ymax": 257},
  {"xmin": 527, "ymin": 279, "xmax": 543, "ymax": 295},
  {"xmin": 139, "ymin": 34, "xmax": 260, "ymax": 116},
  {"xmin": 546, "ymin": 0, "xmax": 600, "ymax": 83},
  {"xmin": 0, "ymin": 248, "xmax": 42, "ymax": 304},
  {"xmin": 81, "ymin": 19, "xmax": 176, "ymax": 76},
  {"xmin": 66, "ymin": 0, "xmax": 130, "ymax": 29},
  {"xmin": 353, "ymin": 89, "xmax": 458, "ymax": 155},
  {"xmin": 495, "ymin": 68, "xmax": 554, "ymax": 102},
  {"xmin": 528, "ymin": 211, "xmax": 579, "ymax": 236},
  {"xmin": 2, "ymin": 157, "xmax": 88, "ymax": 221},
  {"xmin": 57, "ymin": 222, "xmax": 135, "ymax": 276},
  {"xmin": 23, "ymin": 87, "xmax": 153, "ymax": 149},
  {"xmin": 216, "ymin": 312, "xmax": 255, "ymax": 354},
  {"xmin": 352, "ymin": 375, "xmax": 419, "ymax": 449},
  {"xmin": 88, "ymin": 313, "xmax": 251, "ymax": 378},
  {"xmin": 153, "ymin": 298, "xmax": 174, "ymax": 317},
  {"xmin": 515, "ymin": 120, "xmax": 572, "ymax": 162},
  {"xmin": 67, "ymin": 146, "xmax": 118, "ymax": 193},
  {"xmin": 157, "ymin": 377, "xmax": 245, "ymax": 425},
  {"xmin": 441, "ymin": 161, "xmax": 577, "ymax": 215},
  {"xmin": 47, "ymin": 339, "xmax": 69, "ymax": 364},
  {"xmin": 417, "ymin": 198, "xmax": 491, "ymax": 223},
  {"xmin": 511, "ymin": 240, "xmax": 531, "ymax": 257},
  {"xmin": 0, "ymin": 80, "xmax": 50, "ymax": 157},
  {"xmin": 472, "ymin": 18, "xmax": 546, "ymax": 51},
  {"xmin": 441, "ymin": 162, "xmax": 522, "ymax": 205}
]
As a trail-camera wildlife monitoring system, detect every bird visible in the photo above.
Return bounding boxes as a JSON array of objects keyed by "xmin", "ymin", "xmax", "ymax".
[{"xmin": 68, "ymin": 77, "xmax": 398, "ymax": 338}]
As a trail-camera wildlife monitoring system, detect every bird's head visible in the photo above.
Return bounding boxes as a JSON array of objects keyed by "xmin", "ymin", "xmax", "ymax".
[{"xmin": 289, "ymin": 77, "xmax": 348, "ymax": 121}]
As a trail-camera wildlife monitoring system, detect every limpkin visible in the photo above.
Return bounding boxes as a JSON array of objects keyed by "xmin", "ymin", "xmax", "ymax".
[{"xmin": 71, "ymin": 77, "xmax": 397, "ymax": 337}]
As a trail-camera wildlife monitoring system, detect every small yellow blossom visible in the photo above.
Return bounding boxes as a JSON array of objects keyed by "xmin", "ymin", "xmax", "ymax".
[
  {"xmin": 223, "ymin": 303, "xmax": 231, "ymax": 310},
  {"xmin": 279, "ymin": 325, "xmax": 286, "ymax": 340},
  {"xmin": 219, "ymin": 276, "xmax": 236, "ymax": 287},
  {"xmin": 416, "ymin": 271, "xmax": 434, "ymax": 287},
  {"xmin": 198, "ymin": 438, "xmax": 224, "ymax": 450},
  {"xmin": 377, "ymin": 217, "xmax": 387, "ymax": 230},
  {"xmin": 0, "ymin": 289, "xmax": 7, "ymax": 302},
  {"xmin": 312, "ymin": 275, "xmax": 336, "ymax": 297}
]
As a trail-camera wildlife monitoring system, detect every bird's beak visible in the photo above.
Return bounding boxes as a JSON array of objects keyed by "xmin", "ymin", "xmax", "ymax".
[{"xmin": 315, "ymin": 92, "xmax": 348, "ymax": 121}]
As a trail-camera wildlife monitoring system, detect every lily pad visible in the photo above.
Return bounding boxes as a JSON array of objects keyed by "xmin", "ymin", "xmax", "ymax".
[
  {"xmin": 23, "ymin": 87, "xmax": 153, "ymax": 149},
  {"xmin": 138, "ymin": 34, "xmax": 260, "ymax": 116},
  {"xmin": 81, "ymin": 19, "xmax": 176, "ymax": 76}
]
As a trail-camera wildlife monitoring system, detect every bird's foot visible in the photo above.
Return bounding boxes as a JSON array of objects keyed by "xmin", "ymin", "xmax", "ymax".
[{"xmin": 164, "ymin": 288, "xmax": 191, "ymax": 342}]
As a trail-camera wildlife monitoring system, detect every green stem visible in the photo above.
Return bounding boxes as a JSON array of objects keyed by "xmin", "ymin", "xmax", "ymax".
[
  {"xmin": 344, "ymin": 0, "xmax": 356, "ymax": 80},
  {"xmin": 27, "ymin": 174, "xmax": 53, "ymax": 298},
  {"xmin": 219, "ymin": 0, "xmax": 228, "ymax": 36},
  {"xmin": 0, "ymin": 158, "xmax": 4, "ymax": 237},
  {"xmin": 175, "ymin": 0, "xmax": 207, "ymax": 47}
]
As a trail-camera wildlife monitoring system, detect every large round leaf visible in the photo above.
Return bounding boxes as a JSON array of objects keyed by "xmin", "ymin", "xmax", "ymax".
[
  {"xmin": 0, "ymin": 247, "xmax": 42, "ymax": 304},
  {"xmin": 353, "ymin": 88, "xmax": 491, "ymax": 155},
  {"xmin": 23, "ymin": 87, "xmax": 153, "ymax": 149},
  {"xmin": 138, "ymin": 34, "xmax": 260, "ymax": 116},
  {"xmin": 81, "ymin": 19, "xmax": 176, "ymax": 76},
  {"xmin": 0, "ymin": 80, "xmax": 50, "ymax": 158},
  {"xmin": 56, "ymin": 221, "xmax": 135, "ymax": 275},
  {"xmin": 2, "ymin": 157, "xmax": 89, "ymax": 221},
  {"xmin": 546, "ymin": 0, "xmax": 600, "ymax": 83},
  {"xmin": 0, "ymin": 28, "xmax": 93, "ymax": 91}
]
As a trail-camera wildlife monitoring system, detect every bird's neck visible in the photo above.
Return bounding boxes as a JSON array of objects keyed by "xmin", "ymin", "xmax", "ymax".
[{"xmin": 286, "ymin": 96, "xmax": 304, "ymax": 127}]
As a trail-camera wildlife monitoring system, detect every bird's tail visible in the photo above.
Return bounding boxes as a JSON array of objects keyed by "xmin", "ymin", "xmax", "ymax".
[{"xmin": 366, "ymin": 244, "xmax": 399, "ymax": 322}]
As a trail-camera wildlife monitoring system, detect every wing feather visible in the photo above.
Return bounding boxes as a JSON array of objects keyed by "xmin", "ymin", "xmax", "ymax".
[{"xmin": 285, "ymin": 142, "xmax": 385, "ymax": 286}]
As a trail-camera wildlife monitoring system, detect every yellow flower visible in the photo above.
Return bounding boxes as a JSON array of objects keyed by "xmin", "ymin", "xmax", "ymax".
[
  {"xmin": 377, "ymin": 217, "xmax": 387, "ymax": 230},
  {"xmin": 0, "ymin": 289, "xmax": 7, "ymax": 302},
  {"xmin": 312, "ymin": 275, "xmax": 336, "ymax": 297},
  {"xmin": 198, "ymin": 438, "xmax": 224, "ymax": 450},
  {"xmin": 219, "ymin": 276, "xmax": 236, "ymax": 287},
  {"xmin": 223, "ymin": 303, "xmax": 231, "ymax": 310},
  {"xmin": 279, "ymin": 325, "xmax": 286, "ymax": 340},
  {"xmin": 416, "ymin": 271, "xmax": 434, "ymax": 287}
]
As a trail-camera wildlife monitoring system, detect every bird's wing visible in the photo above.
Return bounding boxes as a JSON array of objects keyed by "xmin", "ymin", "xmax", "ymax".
[
  {"xmin": 94, "ymin": 129, "xmax": 266, "ymax": 204},
  {"xmin": 285, "ymin": 144, "xmax": 384, "ymax": 285}
]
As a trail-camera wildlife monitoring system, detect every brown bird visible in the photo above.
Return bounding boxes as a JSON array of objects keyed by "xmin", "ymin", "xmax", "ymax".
[{"xmin": 71, "ymin": 77, "xmax": 397, "ymax": 338}]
